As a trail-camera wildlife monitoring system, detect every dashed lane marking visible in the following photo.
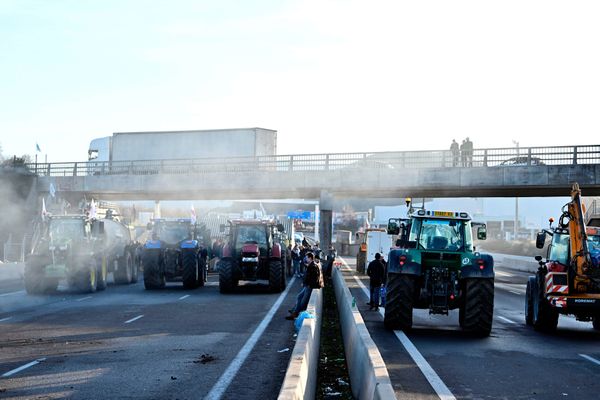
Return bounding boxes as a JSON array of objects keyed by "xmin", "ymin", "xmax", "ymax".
[
  {"xmin": 204, "ymin": 276, "xmax": 297, "ymax": 400},
  {"xmin": 178, "ymin": 295, "xmax": 190, "ymax": 300},
  {"xmin": 509, "ymin": 291, "xmax": 522, "ymax": 295},
  {"xmin": 0, "ymin": 317, "xmax": 12, "ymax": 322},
  {"xmin": 124, "ymin": 315, "xmax": 144, "ymax": 324},
  {"xmin": 76, "ymin": 296, "xmax": 93, "ymax": 302},
  {"xmin": 0, "ymin": 290, "xmax": 26, "ymax": 297},
  {"xmin": 340, "ymin": 257, "xmax": 456, "ymax": 400},
  {"xmin": 580, "ymin": 354, "xmax": 600, "ymax": 366},
  {"xmin": 2, "ymin": 358, "xmax": 46, "ymax": 378},
  {"xmin": 497, "ymin": 316, "xmax": 516, "ymax": 324},
  {"xmin": 494, "ymin": 271, "xmax": 514, "ymax": 277}
]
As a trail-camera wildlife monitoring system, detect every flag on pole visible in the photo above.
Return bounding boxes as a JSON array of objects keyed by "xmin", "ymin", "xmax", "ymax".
[
  {"xmin": 49, "ymin": 182, "xmax": 56, "ymax": 198},
  {"xmin": 89, "ymin": 199, "xmax": 97, "ymax": 219},
  {"xmin": 36, "ymin": 143, "xmax": 41, "ymax": 152},
  {"xmin": 190, "ymin": 204, "xmax": 197, "ymax": 225}
]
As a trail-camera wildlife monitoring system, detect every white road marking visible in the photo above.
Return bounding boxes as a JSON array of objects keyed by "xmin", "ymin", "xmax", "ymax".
[
  {"xmin": 76, "ymin": 296, "xmax": 93, "ymax": 302},
  {"xmin": 0, "ymin": 290, "xmax": 25, "ymax": 297},
  {"xmin": 124, "ymin": 315, "xmax": 144, "ymax": 324},
  {"xmin": 178, "ymin": 295, "xmax": 190, "ymax": 300},
  {"xmin": 0, "ymin": 317, "xmax": 12, "ymax": 322},
  {"xmin": 497, "ymin": 316, "xmax": 516, "ymax": 324},
  {"xmin": 205, "ymin": 282, "xmax": 219, "ymax": 286},
  {"xmin": 1, "ymin": 358, "xmax": 46, "ymax": 378},
  {"xmin": 340, "ymin": 257, "xmax": 456, "ymax": 400},
  {"xmin": 579, "ymin": 354, "xmax": 600, "ymax": 366},
  {"xmin": 509, "ymin": 291, "xmax": 522, "ymax": 295},
  {"xmin": 494, "ymin": 271, "xmax": 513, "ymax": 277},
  {"xmin": 204, "ymin": 276, "xmax": 297, "ymax": 400}
]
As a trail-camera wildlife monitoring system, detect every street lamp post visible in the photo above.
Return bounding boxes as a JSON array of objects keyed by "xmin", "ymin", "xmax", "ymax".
[{"xmin": 512, "ymin": 140, "xmax": 519, "ymax": 239}]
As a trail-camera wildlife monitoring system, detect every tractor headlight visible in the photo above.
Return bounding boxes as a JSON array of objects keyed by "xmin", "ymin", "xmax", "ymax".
[{"xmin": 242, "ymin": 257, "xmax": 259, "ymax": 262}]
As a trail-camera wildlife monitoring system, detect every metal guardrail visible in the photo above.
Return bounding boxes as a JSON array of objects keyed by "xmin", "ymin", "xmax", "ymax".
[{"xmin": 24, "ymin": 145, "xmax": 600, "ymax": 177}]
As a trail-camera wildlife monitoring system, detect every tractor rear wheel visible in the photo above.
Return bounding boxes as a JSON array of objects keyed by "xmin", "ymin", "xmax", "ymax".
[
  {"xmin": 525, "ymin": 277, "xmax": 535, "ymax": 326},
  {"xmin": 269, "ymin": 260, "xmax": 285, "ymax": 293},
  {"xmin": 384, "ymin": 274, "xmax": 415, "ymax": 330},
  {"xmin": 461, "ymin": 278, "xmax": 494, "ymax": 336},
  {"xmin": 143, "ymin": 251, "xmax": 165, "ymax": 290},
  {"xmin": 114, "ymin": 252, "xmax": 133, "ymax": 284},
  {"xmin": 532, "ymin": 276, "xmax": 558, "ymax": 331},
  {"xmin": 182, "ymin": 250, "xmax": 199, "ymax": 289},
  {"xmin": 219, "ymin": 259, "xmax": 236, "ymax": 293}
]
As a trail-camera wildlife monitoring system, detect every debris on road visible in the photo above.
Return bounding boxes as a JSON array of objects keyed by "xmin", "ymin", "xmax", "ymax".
[
  {"xmin": 277, "ymin": 348, "xmax": 289, "ymax": 353},
  {"xmin": 193, "ymin": 353, "xmax": 216, "ymax": 364}
]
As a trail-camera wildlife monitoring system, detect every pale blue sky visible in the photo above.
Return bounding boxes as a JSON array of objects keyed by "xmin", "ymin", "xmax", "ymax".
[{"xmin": 1, "ymin": 0, "xmax": 600, "ymax": 162}]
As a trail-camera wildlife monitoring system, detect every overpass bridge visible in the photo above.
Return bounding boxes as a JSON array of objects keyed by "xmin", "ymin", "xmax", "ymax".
[{"xmin": 28, "ymin": 144, "xmax": 600, "ymax": 201}]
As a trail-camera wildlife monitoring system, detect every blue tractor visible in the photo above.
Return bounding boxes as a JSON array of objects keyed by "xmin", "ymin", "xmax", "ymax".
[{"xmin": 142, "ymin": 219, "xmax": 209, "ymax": 290}]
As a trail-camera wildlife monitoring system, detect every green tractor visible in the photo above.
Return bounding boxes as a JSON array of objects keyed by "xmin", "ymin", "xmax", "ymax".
[{"xmin": 384, "ymin": 207, "xmax": 494, "ymax": 336}]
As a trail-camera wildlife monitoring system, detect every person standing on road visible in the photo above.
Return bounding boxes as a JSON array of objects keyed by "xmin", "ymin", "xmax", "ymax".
[
  {"xmin": 291, "ymin": 243, "xmax": 301, "ymax": 277},
  {"xmin": 450, "ymin": 139, "xmax": 459, "ymax": 167},
  {"xmin": 286, "ymin": 252, "xmax": 324, "ymax": 319},
  {"xmin": 367, "ymin": 253, "xmax": 386, "ymax": 311}
]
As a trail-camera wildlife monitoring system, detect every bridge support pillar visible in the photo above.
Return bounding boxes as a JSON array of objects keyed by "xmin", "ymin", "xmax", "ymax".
[
  {"xmin": 154, "ymin": 201, "xmax": 161, "ymax": 219},
  {"xmin": 319, "ymin": 191, "xmax": 334, "ymax": 251}
]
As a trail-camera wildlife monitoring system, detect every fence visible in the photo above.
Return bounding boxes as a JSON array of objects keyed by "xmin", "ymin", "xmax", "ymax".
[
  {"xmin": 24, "ymin": 145, "xmax": 600, "ymax": 178},
  {"xmin": 2, "ymin": 234, "xmax": 27, "ymax": 263}
]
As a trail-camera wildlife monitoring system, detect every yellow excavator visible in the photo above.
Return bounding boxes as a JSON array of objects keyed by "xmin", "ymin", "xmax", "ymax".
[{"xmin": 526, "ymin": 183, "xmax": 600, "ymax": 331}]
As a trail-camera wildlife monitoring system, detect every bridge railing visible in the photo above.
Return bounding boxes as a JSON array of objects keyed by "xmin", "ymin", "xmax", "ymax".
[{"xmin": 25, "ymin": 144, "xmax": 600, "ymax": 177}]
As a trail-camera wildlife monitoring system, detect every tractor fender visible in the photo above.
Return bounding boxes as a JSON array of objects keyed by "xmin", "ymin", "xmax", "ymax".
[
  {"xmin": 181, "ymin": 239, "xmax": 199, "ymax": 249},
  {"xmin": 388, "ymin": 249, "xmax": 421, "ymax": 276},
  {"xmin": 271, "ymin": 243, "xmax": 282, "ymax": 259},
  {"xmin": 144, "ymin": 240, "xmax": 161, "ymax": 249},
  {"xmin": 460, "ymin": 253, "xmax": 494, "ymax": 279}
]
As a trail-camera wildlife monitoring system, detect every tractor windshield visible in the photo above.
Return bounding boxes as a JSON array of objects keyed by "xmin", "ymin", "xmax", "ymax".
[
  {"xmin": 49, "ymin": 219, "xmax": 85, "ymax": 243},
  {"xmin": 409, "ymin": 218, "xmax": 472, "ymax": 251},
  {"xmin": 156, "ymin": 222, "xmax": 191, "ymax": 245},
  {"xmin": 235, "ymin": 225, "xmax": 267, "ymax": 250},
  {"xmin": 549, "ymin": 233, "xmax": 569, "ymax": 265}
]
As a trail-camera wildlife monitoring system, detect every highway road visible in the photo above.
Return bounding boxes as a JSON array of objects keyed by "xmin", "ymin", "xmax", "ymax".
[
  {"xmin": 0, "ymin": 273, "xmax": 302, "ymax": 400},
  {"xmin": 343, "ymin": 258, "xmax": 600, "ymax": 400}
]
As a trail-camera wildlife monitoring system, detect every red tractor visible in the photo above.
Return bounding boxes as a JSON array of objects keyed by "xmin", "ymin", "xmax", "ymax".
[{"xmin": 218, "ymin": 219, "xmax": 288, "ymax": 293}]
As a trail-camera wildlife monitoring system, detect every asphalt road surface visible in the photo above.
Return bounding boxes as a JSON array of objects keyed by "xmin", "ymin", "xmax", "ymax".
[
  {"xmin": 343, "ymin": 257, "xmax": 600, "ymax": 400},
  {"xmin": 0, "ymin": 273, "xmax": 302, "ymax": 400}
]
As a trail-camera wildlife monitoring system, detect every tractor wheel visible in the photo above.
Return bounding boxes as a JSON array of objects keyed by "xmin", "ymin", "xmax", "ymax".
[
  {"xmin": 269, "ymin": 259, "xmax": 285, "ymax": 293},
  {"xmin": 96, "ymin": 256, "xmax": 108, "ymax": 291},
  {"xmin": 197, "ymin": 256, "xmax": 207, "ymax": 287},
  {"xmin": 384, "ymin": 274, "xmax": 415, "ymax": 330},
  {"xmin": 24, "ymin": 259, "xmax": 47, "ymax": 295},
  {"xmin": 532, "ymin": 276, "xmax": 558, "ymax": 331},
  {"xmin": 78, "ymin": 262, "xmax": 98, "ymax": 293},
  {"xmin": 114, "ymin": 252, "xmax": 133, "ymax": 284},
  {"xmin": 356, "ymin": 251, "xmax": 367, "ymax": 274},
  {"xmin": 525, "ymin": 277, "xmax": 535, "ymax": 326},
  {"xmin": 461, "ymin": 279, "xmax": 494, "ymax": 336},
  {"xmin": 593, "ymin": 316, "xmax": 600, "ymax": 331},
  {"xmin": 182, "ymin": 250, "xmax": 199, "ymax": 289},
  {"xmin": 143, "ymin": 250, "xmax": 165, "ymax": 290},
  {"xmin": 219, "ymin": 259, "xmax": 236, "ymax": 293}
]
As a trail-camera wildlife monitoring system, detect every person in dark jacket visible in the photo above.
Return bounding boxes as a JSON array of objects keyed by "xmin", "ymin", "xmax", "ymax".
[
  {"xmin": 286, "ymin": 253, "xmax": 323, "ymax": 319},
  {"xmin": 367, "ymin": 253, "xmax": 386, "ymax": 311}
]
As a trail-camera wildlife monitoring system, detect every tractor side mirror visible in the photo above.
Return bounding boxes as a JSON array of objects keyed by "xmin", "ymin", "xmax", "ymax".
[
  {"xmin": 219, "ymin": 224, "xmax": 226, "ymax": 233},
  {"xmin": 476, "ymin": 226, "xmax": 487, "ymax": 240},
  {"xmin": 277, "ymin": 223, "xmax": 285, "ymax": 233},
  {"xmin": 146, "ymin": 222, "xmax": 153, "ymax": 231},
  {"xmin": 535, "ymin": 255, "xmax": 543, "ymax": 262},
  {"xmin": 535, "ymin": 232, "xmax": 546, "ymax": 249},
  {"xmin": 387, "ymin": 218, "xmax": 400, "ymax": 235}
]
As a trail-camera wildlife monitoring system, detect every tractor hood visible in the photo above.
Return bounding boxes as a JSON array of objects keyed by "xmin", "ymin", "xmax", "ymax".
[{"xmin": 241, "ymin": 243, "xmax": 260, "ymax": 256}]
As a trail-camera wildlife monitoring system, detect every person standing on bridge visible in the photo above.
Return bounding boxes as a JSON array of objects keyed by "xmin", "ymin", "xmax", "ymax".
[
  {"xmin": 465, "ymin": 137, "xmax": 474, "ymax": 167},
  {"xmin": 460, "ymin": 139, "xmax": 467, "ymax": 167},
  {"xmin": 367, "ymin": 253, "xmax": 386, "ymax": 311},
  {"xmin": 450, "ymin": 139, "xmax": 459, "ymax": 167}
]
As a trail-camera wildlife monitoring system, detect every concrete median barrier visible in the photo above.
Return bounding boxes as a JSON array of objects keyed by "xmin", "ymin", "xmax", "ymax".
[
  {"xmin": 332, "ymin": 267, "xmax": 396, "ymax": 400},
  {"xmin": 487, "ymin": 252, "xmax": 539, "ymax": 273},
  {"xmin": 278, "ymin": 287, "xmax": 323, "ymax": 400}
]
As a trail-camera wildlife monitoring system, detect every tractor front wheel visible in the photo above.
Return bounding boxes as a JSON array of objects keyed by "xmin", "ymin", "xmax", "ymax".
[
  {"xmin": 219, "ymin": 259, "xmax": 236, "ymax": 293},
  {"xmin": 532, "ymin": 276, "xmax": 558, "ymax": 332},
  {"xmin": 143, "ymin": 250, "xmax": 165, "ymax": 290},
  {"xmin": 182, "ymin": 250, "xmax": 199, "ymax": 289},
  {"xmin": 269, "ymin": 259, "xmax": 285, "ymax": 293},
  {"xmin": 461, "ymin": 278, "xmax": 494, "ymax": 336}
]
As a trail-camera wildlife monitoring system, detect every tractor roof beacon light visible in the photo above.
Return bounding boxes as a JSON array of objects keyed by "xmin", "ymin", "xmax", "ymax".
[{"xmin": 405, "ymin": 197, "xmax": 412, "ymax": 208}]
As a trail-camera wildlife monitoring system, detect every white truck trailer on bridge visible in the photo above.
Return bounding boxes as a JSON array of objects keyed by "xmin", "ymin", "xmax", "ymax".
[{"xmin": 88, "ymin": 128, "xmax": 277, "ymax": 162}]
